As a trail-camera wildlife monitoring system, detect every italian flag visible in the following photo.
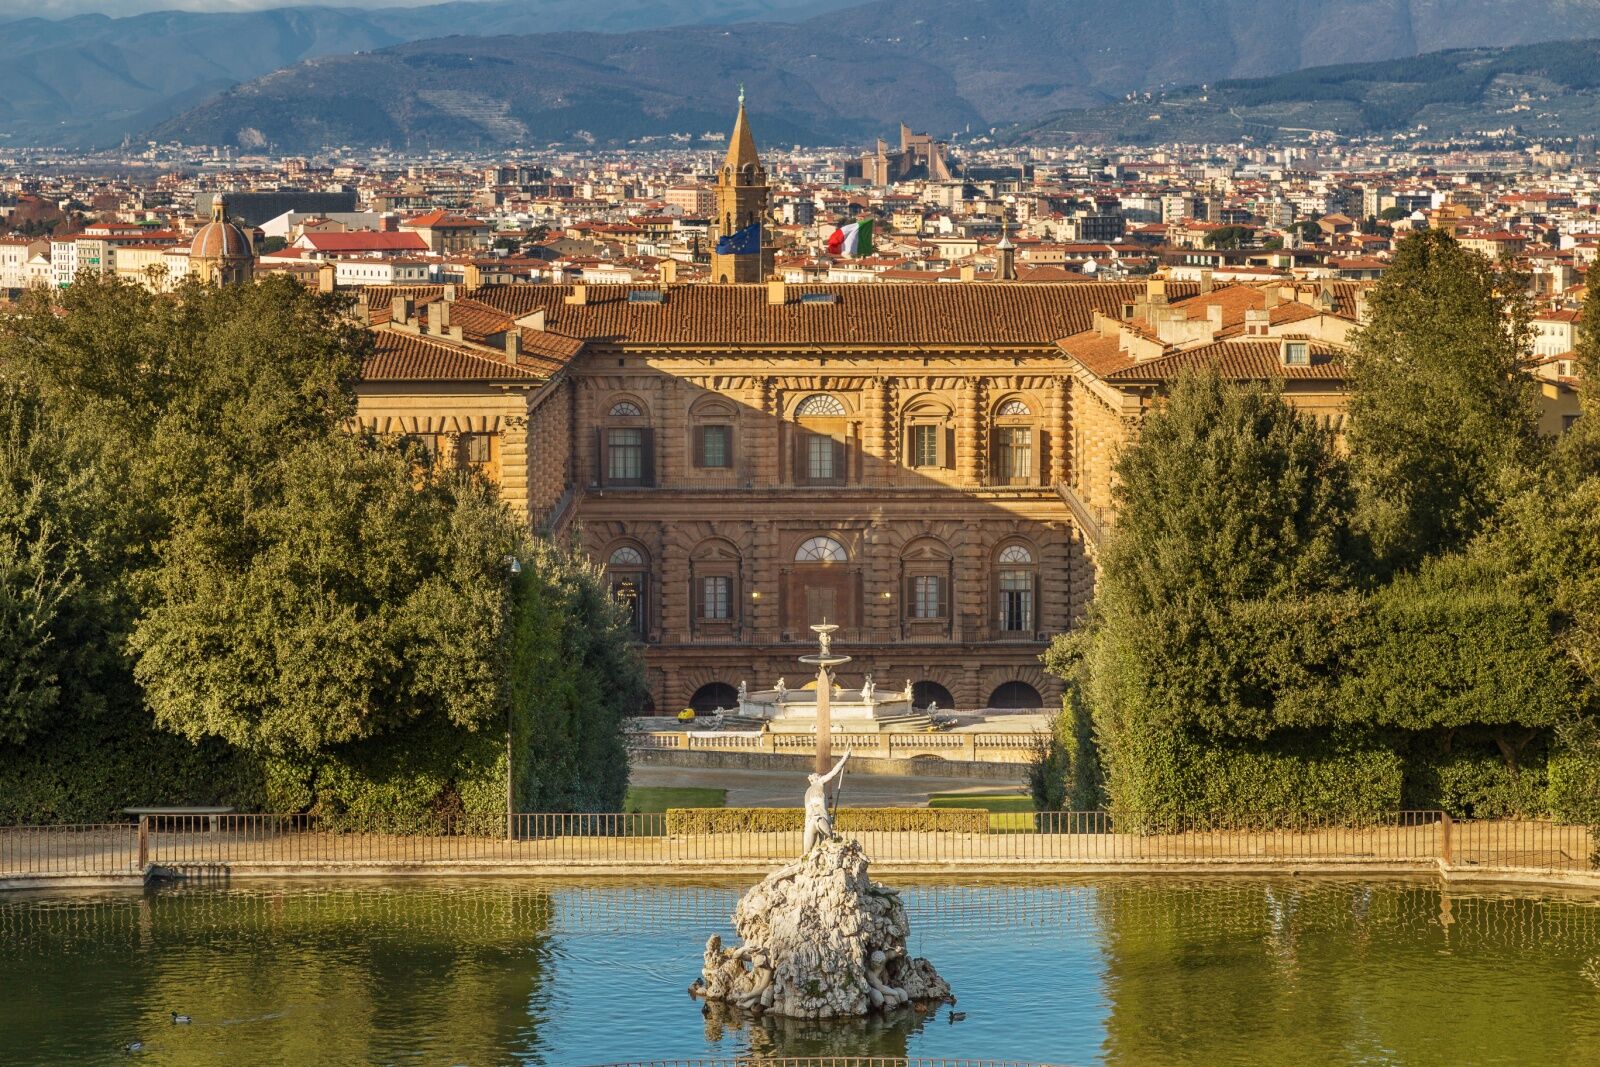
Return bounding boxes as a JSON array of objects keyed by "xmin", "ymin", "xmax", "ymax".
[{"xmin": 826, "ymin": 219, "xmax": 874, "ymax": 257}]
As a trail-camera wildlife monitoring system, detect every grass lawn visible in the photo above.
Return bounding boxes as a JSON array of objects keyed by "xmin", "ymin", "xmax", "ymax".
[
  {"xmin": 623, "ymin": 786, "xmax": 727, "ymax": 813},
  {"xmin": 928, "ymin": 792, "xmax": 1036, "ymax": 832}
]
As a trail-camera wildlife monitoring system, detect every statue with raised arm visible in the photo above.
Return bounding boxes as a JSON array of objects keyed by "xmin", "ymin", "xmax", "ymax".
[{"xmin": 801, "ymin": 750, "xmax": 850, "ymax": 855}]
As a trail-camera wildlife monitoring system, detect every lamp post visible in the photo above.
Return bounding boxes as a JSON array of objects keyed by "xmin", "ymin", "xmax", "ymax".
[
  {"xmin": 798, "ymin": 621, "xmax": 850, "ymax": 775},
  {"xmin": 506, "ymin": 555, "xmax": 522, "ymax": 842}
]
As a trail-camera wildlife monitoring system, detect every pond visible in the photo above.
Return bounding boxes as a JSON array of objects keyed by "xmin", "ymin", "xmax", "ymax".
[{"xmin": 2, "ymin": 876, "xmax": 1599, "ymax": 1065}]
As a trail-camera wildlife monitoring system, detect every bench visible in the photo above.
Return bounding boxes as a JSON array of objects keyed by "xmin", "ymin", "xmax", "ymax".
[{"xmin": 123, "ymin": 806, "xmax": 236, "ymax": 832}]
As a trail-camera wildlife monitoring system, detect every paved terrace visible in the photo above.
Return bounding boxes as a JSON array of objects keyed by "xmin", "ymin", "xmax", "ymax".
[{"xmin": 3, "ymin": 815, "xmax": 1594, "ymax": 889}]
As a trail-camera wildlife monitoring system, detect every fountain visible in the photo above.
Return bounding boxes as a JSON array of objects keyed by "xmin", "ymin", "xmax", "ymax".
[{"xmin": 688, "ymin": 625, "xmax": 952, "ymax": 1019}]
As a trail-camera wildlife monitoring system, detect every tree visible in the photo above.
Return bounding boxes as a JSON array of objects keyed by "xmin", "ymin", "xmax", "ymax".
[
  {"xmin": 1203, "ymin": 225, "xmax": 1252, "ymax": 249},
  {"xmin": 1345, "ymin": 229, "xmax": 1538, "ymax": 573}
]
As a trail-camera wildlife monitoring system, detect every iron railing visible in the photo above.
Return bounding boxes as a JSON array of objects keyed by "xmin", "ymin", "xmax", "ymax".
[
  {"xmin": 2, "ymin": 810, "xmax": 1595, "ymax": 879},
  {"xmin": 579, "ymin": 1060, "xmax": 1072, "ymax": 1067},
  {"xmin": 628, "ymin": 730, "xmax": 1039, "ymax": 763}
]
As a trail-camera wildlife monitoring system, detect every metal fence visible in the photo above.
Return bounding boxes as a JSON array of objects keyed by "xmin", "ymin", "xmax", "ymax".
[{"xmin": 2, "ymin": 810, "xmax": 1595, "ymax": 880}]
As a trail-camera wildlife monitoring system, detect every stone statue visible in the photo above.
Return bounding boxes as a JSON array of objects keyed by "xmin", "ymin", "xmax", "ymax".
[
  {"xmin": 926, "ymin": 701, "xmax": 938, "ymax": 716},
  {"xmin": 817, "ymin": 629, "xmax": 832, "ymax": 656},
  {"xmin": 904, "ymin": 679, "xmax": 913, "ymax": 701},
  {"xmin": 774, "ymin": 678, "xmax": 787, "ymax": 700},
  {"xmin": 738, "ymin": 680, "xmax": 749, "ymax": 702},
  {"xmin": 860, "ymin": 675, "xmax": 875, "ymax": 702},
  {"xmin": 802, "ymin": 750, "xmax": 850, "ymax": 855}
]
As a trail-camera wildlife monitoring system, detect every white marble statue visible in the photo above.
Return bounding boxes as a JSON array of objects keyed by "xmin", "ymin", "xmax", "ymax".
[
  {"xmin": 738, "ymin": 680, "xmax": 749, "ymax": 702},
  {"xmin": 860, "ymin": 675, "xmax": 875, "ymax": 702},
  {"xmin": 904, "ymin": 679, "xmax": 913, "ymax": 700},
  {"xmin": 774, "ymin": 678, "xmax": 787, "ymax": 700},
  {"xmin": 802, "ymin": 750, "xmax": 850, "ymax": 855}
]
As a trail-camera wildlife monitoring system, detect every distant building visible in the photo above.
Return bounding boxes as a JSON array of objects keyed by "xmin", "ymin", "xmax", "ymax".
[
  {"xmin": 846, "ymin": 125, "xmax": 956, "ymax": 185},
  {"xmin": 195, "ymin": 190, "xmax": 358, "ymax": 228},
  {"xmin": 189, "ymin": 195, "xmax": 254, "ymax": 286}
]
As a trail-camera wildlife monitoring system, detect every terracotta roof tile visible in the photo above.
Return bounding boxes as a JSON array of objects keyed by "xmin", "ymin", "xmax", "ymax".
[
  {"xmin": 465, "ymin": 281, "xmax": 1198, "ymax": 348},
  {"xmin": 1105, "ymin": 339, "xmax": 1346, "ymax": 383},
  {"xmin": 362, "ymin": 330, "xmax": 547, "ymax": 383}
]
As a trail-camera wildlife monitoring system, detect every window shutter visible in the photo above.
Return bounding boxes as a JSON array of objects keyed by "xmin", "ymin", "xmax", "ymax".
[
  {"xmin": 1034, "ymin": 430, "xmax": 1047, "ymax": 485},
  {"xmin": 640, "ymin": 428, "xmax": 655, "ymax": 487},
  {"xmin": 903, "ymin": 575, "xmax": 915, "ymax": 618},
  {"xmin": 693, "ymin": 574, "xmax": 705, "ymax": 621},
  {"xmin": 937, "ymin": 575, "xmax": 949, "ymax": 618},
  {"xmin": 692, "ymin": 425, "xmax": 706, "ymax": 469},
  {"xmin": 1032, "ymin": 572, "xmax": 1042, "ymax": 634},
  {"xmin": 793, "ymin": 432, "xmax": 809, "ymax": 486},
  {"xmin": 723, "ymin": 425, "xmax": 736, "ymax": 470},
  {"xmin": 595, "ymin": 427, "xmax": 607, "ymax": 486},
  {"xmin": 938, "ymin": 424, "xmax": 951, "ymax": 469},
  {"xmin": 833, "ymin": 437, "xmax": 848, "ymax": 485},
  {"xmin": 903, "ymin": 426, "xmax": 915, "ymax": 469}
]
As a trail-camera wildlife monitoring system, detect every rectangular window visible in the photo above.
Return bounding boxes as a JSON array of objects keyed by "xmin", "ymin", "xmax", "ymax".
[
  {"xmin": 999, "ymin": 571, "xmax": 1034, "ymax": 632},
  {"xmin": 911, "ymin": 575, "xmax": 947, "ymax": 619},
  {"xmin": 462, "ymin": 433, "xmax": 492, "ymax": 466},
  {"xmin": 807, "ymin": 434, "xmax": 836, "ymax": 481},
  {"xmin": 1284, "ymin": 341, "xmax": 1310, "ymax": 366},
  {"xmin": 696, "ymin": 425, "xmax": 732, "ymax": 469},
  {"xmin": 700, "ymin": 576, "xmax": 732, "ymax": 620},
  {"xmin": 608, "ymin": 428, "xmax": 643, "ymax": 483},
  {"xmin": 910, "ymin": 424, "xmax": 940, "ymax": 468},
  {"xmin": 996, "ymin": 427, "xmax": 1033, "ymax": 485}
]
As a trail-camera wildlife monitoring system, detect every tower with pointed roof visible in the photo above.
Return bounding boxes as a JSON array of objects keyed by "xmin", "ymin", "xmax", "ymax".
[{"xmin": 710, "ymin": 88, "xmax": 772, "ymax": 284}]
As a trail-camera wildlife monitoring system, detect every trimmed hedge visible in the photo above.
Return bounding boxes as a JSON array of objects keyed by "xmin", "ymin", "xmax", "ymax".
[
  {"xmin": 1548, "ymin": 747, "xmax": 1600, "ymax": 824},
  {"xmin": 664, "ymin": 807, "xmax": 990, "ymax": 835},
  {"xmin": 1399, "ymin": 731, "xmax": 1552, "ymax": 819}
]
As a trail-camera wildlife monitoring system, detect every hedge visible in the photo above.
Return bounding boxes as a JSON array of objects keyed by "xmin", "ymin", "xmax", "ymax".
[
  {"xmin": 1398, "ymin": 731, "xmax": 1552, "ymax": 819},
  {"xmin": 664, "ymin": 807, "xmax": 990, "ymax": 835}
]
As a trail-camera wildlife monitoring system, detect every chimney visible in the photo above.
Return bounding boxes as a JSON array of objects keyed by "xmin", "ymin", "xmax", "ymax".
[
  {"xmin": 959, "ymin": 264, "xmax": 976, "ymax": 283},
  {"xmin": 659, "ymin": 258, "xmax": 678, "ymax": 285},
  {"xmin": 1206, "ymin": 303, "xmax": 1223, "ymax": 334},
  {"xmin": 443, "ymin": 283, "xmax": 458, "ymax": 302},
  {"xmin": 436, "ymin": 300, "xmax": 451, "ymax": 332},
  {"xmin": 1198, "ymin": 269, "xmax": 1214, "ymax": 294},
  {"xmin": 391, "ymin": 296, "xmax": 413, "ymax": 325},
  {"xmin": 505, "ymin": 330, "xmax": 522, "ymax": 364},
  {"xmin": 1263, "ymin": 286, "xmax": 1281, "ymax": 309},
  {"xmin": 1146, "ymin": 277, "xmax": 1167, "ymax": 305},
  {"xmin": 317, "ymin": 261, "xmax": 335, "ymax": 294},
  {"xmin": 379, "ymin": 213, "xmax": 398, "ymax": 233},
  {"xmin": 463, "ymin": 263, "xmax": 483, "ymax": 292},
  {"xmin": 1245, "ymin": 308, "xmax": 1270, "ymax": 336},
  {"xmin": 767, "ymin": 279, "xmax": 787, "ymax": 305},
  {"xmin": 565, "ymin": 283, "xmax": 588, "ymax": 305}
]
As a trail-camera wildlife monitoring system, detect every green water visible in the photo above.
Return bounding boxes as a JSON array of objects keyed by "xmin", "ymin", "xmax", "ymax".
[{"xmin": 2, "ymin": 877, "xmax": 1598, "ymax": 1065}]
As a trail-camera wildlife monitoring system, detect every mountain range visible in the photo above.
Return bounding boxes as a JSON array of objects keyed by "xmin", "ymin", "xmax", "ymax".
[
  {"xmin": 1010, "ymin": 38, "xmax": 1600, "ymax": 144},
  {"xmin": 15, "ymin": 0, "xmax": 1600, "ymax": 149}
]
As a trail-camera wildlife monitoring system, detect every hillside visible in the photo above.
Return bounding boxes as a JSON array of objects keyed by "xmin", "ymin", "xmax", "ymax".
[
  {"xmin": 142, "ymin": 0, "xmax": 1600, "ymax": 152},
  {"xmin": 0, "ymin": 0, "xmax": 856, "ymax": 147},
  {"xmin": 1010, "ymin": 38, "xmax": 1600, "ymax": 144}
]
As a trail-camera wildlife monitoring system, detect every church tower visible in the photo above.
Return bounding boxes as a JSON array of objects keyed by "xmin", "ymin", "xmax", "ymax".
[{"xmin": 710, "ymin": 89, "xmax": 772, "ymax": 284}]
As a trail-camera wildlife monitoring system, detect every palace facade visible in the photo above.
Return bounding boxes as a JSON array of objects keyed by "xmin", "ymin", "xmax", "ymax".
[{"xmin": 350, "ymin": 105, "xmax": 1365, "ymax": 716}]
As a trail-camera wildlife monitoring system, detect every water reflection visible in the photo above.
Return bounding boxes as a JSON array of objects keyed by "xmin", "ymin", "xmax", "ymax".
[{"xmin": 0, "ymin": 878, "xmax": 1597, "ymax": 1065}]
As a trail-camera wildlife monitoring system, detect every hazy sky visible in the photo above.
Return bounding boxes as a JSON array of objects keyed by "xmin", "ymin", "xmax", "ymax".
[{"xmin": 1, "ymin": 0, "xmax": 456, "ymax": 16}]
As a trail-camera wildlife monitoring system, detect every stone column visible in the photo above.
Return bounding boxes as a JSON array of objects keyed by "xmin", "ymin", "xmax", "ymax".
[{"xmin": 1048, "ymin": 377, "xmax": 1069, "ymax": 487}]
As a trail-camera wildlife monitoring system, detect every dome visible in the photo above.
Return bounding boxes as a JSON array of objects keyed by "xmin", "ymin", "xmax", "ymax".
[{"xmin": 190, "ymin": 196, "xmax": 252, "ymax": 261}]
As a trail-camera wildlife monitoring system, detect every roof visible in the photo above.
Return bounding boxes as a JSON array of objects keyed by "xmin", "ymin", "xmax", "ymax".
[
  {"xmin": 1105, "ymin": 338, "xmax": 1346, "ymax": 383},
  {"xmin": 725, "ymin": 98, "xmax": 761, "ymax": 173},
  {"xmin": 299, "ymin": 232, "xmax": 428, "ymax": 253},
  {"xmin": 455, "ymin": 281, "xmax": 1198, "ymax": 349},
  {"xmin": 362, "ymin": 330, "xmax": 548, "ymax": 383},
  {"xmin": 402, "ymin": 209, "xmax": 488, "ymax": 229},
  {"xmin": 190, "ymin": 219, "xmax": 251, "ymax": 261}
]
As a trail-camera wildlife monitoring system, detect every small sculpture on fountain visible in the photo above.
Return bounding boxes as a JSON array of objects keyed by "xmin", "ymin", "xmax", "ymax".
[
  {"xmin": 904, "ymin": 679, "xmax": 913, "ymax": 701},
  {"xmin": 774, "ymin": 678, "xmax": 787, "ymax": 701},
  {"xmin": 860, "ymin": 675, "xmax": 875, "ymax": 703},
  {"xmin": 738, "ymin": 680, "xmax": 749, "ymax": 702},
  {"xmin": 802, "ymin": 750, "xmax": 850, "ymax": 854}
]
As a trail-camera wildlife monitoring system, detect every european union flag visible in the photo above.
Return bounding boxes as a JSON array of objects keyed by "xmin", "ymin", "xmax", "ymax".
[{"xmin": 715, "ymin": 222, "xmax": 761, "ymax": 255}]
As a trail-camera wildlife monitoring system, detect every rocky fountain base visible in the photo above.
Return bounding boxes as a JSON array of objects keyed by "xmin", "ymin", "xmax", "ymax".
[{"xmin": 689, "ymin": 837, "xmax": 951, "ymax": 1019}]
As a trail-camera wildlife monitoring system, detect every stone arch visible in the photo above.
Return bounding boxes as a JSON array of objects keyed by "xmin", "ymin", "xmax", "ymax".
[
  {"xmin": 793, "ymin": 393, "xmax": 849, "ymax": 418},
  {"xmin": 911, "ymin": 681, "xmax": 955, "ymax": 711},
  {"xmin": 606, "ymin": 394, "xmax": 650, "ymax": 419},
  {"xmin": 988, "ymin": 680, "xmax": 1044, "ymax": 709},
  {"xmin": 689, "ymin": 682, "xmax": 741, "ymax": 713},
  {"xmin": 795, "ymin": 535, "xmax": 848, "ymax": 562}
]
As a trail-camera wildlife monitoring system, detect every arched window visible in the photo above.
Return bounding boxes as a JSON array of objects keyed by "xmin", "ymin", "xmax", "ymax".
[
  {"xmin": 796, "ymin": 536, "xmax": 848, "ymax": 562},
  {"xmin": 989, "ymin": 681, "xmax": 1043, "ymax": 709},
  {"xmin": 996, "ymin": 543, "xmax": 1037, "ymax": 634},
  {"xmin": 601, "ymin": 400, "xmax": 652, "ymax": 487},
  {"xmin": 991, "ymin": 396, "xmax": 1040, "ymax": 486},
  {"xmin": 795, "ymin": 394, "xmax": 846, "ymax": 417},
  {"xmin": 605, "ymin": 544, "xmax": 649, "ymax": 639}
]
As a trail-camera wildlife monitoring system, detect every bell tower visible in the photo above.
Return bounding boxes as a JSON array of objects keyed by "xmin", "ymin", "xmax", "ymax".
[{"xmin": 710, "ymin": 88, "xmax": 772, "ymax": 284}]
